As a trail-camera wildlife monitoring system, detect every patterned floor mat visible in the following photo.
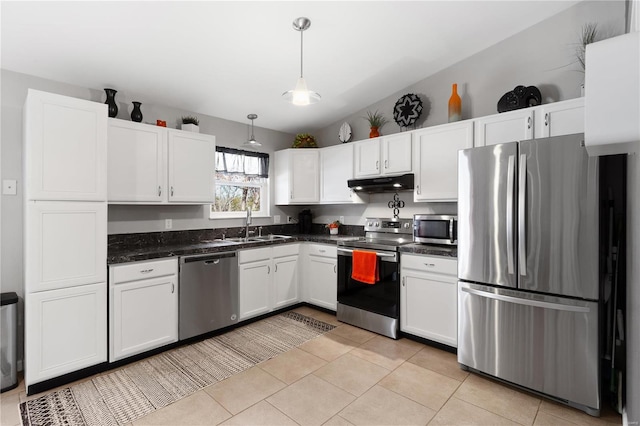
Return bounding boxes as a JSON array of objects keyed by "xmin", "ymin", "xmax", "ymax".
[{"xmin": 20, "ymin": 311, "xmax": 335, "ymax": 426}]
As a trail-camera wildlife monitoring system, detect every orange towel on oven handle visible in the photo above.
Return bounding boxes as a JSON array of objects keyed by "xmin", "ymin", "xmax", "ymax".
[{"xmin": 351, "ymin": 250, "xmax": 379, "ymax": 284}]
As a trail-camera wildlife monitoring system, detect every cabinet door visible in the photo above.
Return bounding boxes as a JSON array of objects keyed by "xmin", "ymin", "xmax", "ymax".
[
  {"xmin": 474, "ymin": 109, "xmax": 533, "ymax": 146},
  {"xmin": 536, "ymin": 98, "xmax": 585, "ymax": 138},
  {"xmin": 414, "ymin": 121, "xmax": 473, "ymax": 202},
  {"xmin": 25, "ymin": 282, "xmax": 107, "ymax": 387},
  {"xmin": 273, "ymin": 255, "xmax": 299, "ymax": 309},
  {"xmin": 320, "ymin": 144, "xmax": 355, "ymax": 203},
  {"xmin": 24, "ymin": 89, "xmax": 107, "ymax": 201},
  {"xmin": 110, "ymin": 276, "xmax": 178, "ymax": 361},
  {"xmin": 25, "ymin": 201, "xmax": 107, "ymax": 293},
  {"xmin": 354, "ymin": 138, "xmax": 381, "ymax": 178},
  {"xmin": 307, "ymin": 256, "xmax": 337, "ymax": 311},
  {"xmin": 167, "ymin": 130, "xmax": 216, "ymax": 203},
  {"xmin": 107, "ymin": 119, "xmax": 166, "ymax": 202},
  {"xmin": 401, "ymin": 270, "xmax": 457, "ymax": 347},
  {"xmin": 290, "ymin": 150, "xmax": 320, "ymax": 203},
  {"xmin": 382, "ymin": 133, "xmax": 412, "ymax": 175},
  {"xmin": 239, "ymin": 260, "xmax": 271, "ymax": 319}
]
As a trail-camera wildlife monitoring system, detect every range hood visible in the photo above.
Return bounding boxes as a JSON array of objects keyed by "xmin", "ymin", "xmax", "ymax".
[{"xmin": 348, "ymin": 173, "xmax": 414, "ymax": 193}]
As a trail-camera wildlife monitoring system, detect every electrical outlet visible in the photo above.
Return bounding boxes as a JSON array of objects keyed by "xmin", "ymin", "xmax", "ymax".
[
  {"xmin": 287, "ymin": 216, "xmax": 293, "ymax": 223},
  {"xmin": 273, "ymin": 215, "xmax": 281, "ymax": 224},
  {"xmin": 339, "ymin": 216, "xmax": 344, "ymax": 224},
  {"xmin": 165, "ymin": 219, "xmax": 172, "ymax": 229}
]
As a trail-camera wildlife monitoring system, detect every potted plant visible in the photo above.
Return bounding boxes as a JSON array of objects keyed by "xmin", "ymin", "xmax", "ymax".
[
  {"xmin": 292, "ymin": 133, "xmax": 318, "ymax": 148},
  {"xmin": 364, "ymin": 110, "xmax": 388, "ymax": 138},
  {"xmin": 325, "ymin": 220, "xmax": 341, "ymax": 235},
  {"xmin": 181, "ymin": 115, "xmax": 200, "ymax": 133}
]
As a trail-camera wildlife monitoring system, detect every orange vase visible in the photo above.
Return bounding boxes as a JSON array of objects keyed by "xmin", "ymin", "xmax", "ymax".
[
  {"xmin": 369, "ymin": 126, "xmax": 380, "ymax": 138},
  {"xmin": 448, "ymin": 83, "xmax": 462, "ymax": 122}
]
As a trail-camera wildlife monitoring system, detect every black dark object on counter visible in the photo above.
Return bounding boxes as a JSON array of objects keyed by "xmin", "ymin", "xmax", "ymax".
[
  {"xmin": 298, "ymin": 209, "xmax": 312, "ymax": 234},
  {"xmin": 497, "ymin": 85, "xmax": 541, "ymax": 113}
]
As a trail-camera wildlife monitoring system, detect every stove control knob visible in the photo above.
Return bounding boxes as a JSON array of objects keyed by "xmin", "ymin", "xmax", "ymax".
[
  {"xmin": 367, "ymin": 221, "xmax": 373, "ymax": 227},
  {"xmin": 374, "ymin": 221, "xmax": 380, "ymax": 227},
  {"xmin": 403, "ymin": 223, "xmax": 410, "ymax": 229}
]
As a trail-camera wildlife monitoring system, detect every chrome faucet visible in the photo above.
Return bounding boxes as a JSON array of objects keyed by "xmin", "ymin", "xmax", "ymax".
[{"xmin": 245, "ymin": 208, "xmax": 252, "ymax": 239}]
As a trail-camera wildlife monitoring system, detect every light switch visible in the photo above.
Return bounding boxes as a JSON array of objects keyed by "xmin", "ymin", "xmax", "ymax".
[
  {"xmin": 2, "ymin": 180, "xmax": 17, "ymax": 195},
  {"xmin": 273, "ymin": 215, "xmax": 281, "ymax": 224}
]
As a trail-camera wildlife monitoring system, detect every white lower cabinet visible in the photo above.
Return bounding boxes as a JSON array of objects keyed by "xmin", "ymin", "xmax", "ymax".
[
  {"xmin": 238, "ymin": 245, "xmax": 300, "ymax": 320},
  {"xmin": 305, "ymin": 244, "xmax": 337, "ymax": 311},
  {"xmin": 109, "ymin": 258, "xmax": 178, "ymax": 362},
  {"xmin": 25, "ymin": 282, "xmax": 107, "ymax": 386},
  {"xmin": 400, "ymin": 254, "xmax": 457, "ymax": 347}
]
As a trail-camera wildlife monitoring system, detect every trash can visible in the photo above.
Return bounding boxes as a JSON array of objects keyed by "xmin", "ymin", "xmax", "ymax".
[{"xmin": 1, "ymin": 292, "xmax": 18, "ymax": 392}]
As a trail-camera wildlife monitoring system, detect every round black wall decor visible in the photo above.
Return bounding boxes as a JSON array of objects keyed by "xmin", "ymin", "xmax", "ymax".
[{"xmin": 393, "ymin": 93, "xmax": 423, "ymax": 127}]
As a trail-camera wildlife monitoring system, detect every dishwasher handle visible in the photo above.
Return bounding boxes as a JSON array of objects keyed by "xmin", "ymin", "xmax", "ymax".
[{"xmin": 180, "ymin": 251, "xmax": 237, "ymax": 264}]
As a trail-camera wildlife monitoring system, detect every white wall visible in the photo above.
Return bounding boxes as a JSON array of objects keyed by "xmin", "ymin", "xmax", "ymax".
[{"xmin": 316, "ymin": 1, "xmax": 625, "ymax": 146}]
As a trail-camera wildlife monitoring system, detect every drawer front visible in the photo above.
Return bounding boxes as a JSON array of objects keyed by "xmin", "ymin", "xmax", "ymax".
[
  {"xmin": 111, "ymin": 258, "xmax": 178, "ymax": 284},
  {"xmin": 238, "ymin": 247, "xmax": 272, "ymax": 264},
  {"xmin": 272, "ymin": 243, "xmax": 300, "ymax": 258},
  {"xmin": 401, "ymin": 254, "xmax": 457, "ymax": 276},
  {"xmin": 307, "ymin": 244, "xmax": 337, "ymax": 258}
]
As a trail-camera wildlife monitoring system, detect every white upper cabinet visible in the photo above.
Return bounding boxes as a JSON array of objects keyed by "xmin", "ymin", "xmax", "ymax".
[
  {"xmin": 354, "ymin": 133, "xmax": 412, "ymax": 178},
  {"xmin": 167, "ymin": 130, "xmax": 216, "ymax": 203},
  {"xmin": 414, "ymin": 121, "xmax": 474, "ymax": 202},
  {"xmin": 585, "ymin": 31, "xmax": 640, "ymax": 156},
  {"xmin": 107, "ymin": 121, "xmax": 215, "ymax": 204},
  {"xmin": 320, "ymin": 144, "xmax": 367, "ymax": 204},
  {"xmin": 535, "ymin": 97, "xmax": 584, "ymax": 138},
  {"xmin": 108, "ymin": 119, "xmax": 166, "ymax": 203},
  {"xmin": 275, "ymin": 149, "xmax": 320, "ymax": 205},
  {"xmin": 24, "ymin": 89, "xmax": 107, "ymax": 201},
  {"xmin": 474, "ymin": 108, "xmax": 534, "ymax": 146}
]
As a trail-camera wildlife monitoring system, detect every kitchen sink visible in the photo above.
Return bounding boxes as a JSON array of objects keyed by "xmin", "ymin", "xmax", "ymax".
[{"xmin": 247, "ymin": 235, "xmax": 292, "ymax": 242}]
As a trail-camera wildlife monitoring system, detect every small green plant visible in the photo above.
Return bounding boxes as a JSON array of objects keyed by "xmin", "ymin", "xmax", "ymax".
[
  {"xmin": 364, "ymin": 110, "xmax": 388, "ymax": 128},
  {"xmin": 181, "ymin": 115, "xmax": 200, "ymax": 125},
  {"xmin": 576, "ymin": 22, "xmax": 598, "ymax": 71},
  {"xmin": 292, "ymin": 133, "xmax": 318, "ymax": 148}
]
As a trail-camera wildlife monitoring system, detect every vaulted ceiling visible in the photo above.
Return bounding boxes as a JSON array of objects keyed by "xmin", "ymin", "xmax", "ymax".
[{"xmin": 1, "ymin": 1, "xmax": 579, "ymax": 133}]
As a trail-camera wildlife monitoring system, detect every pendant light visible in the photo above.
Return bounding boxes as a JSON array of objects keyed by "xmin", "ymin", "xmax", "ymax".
[
  {"xmin": 282, "ymin": 17, "xmax": 321, "ymax": 106},
  {"xmin": 242, "ymin": 114, "xmax": 262, "ymax": 148}
]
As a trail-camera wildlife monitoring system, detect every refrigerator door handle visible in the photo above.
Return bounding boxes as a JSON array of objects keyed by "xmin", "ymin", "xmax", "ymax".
[
  {"xmin": 460, "ymin": 286, "xmax": 591, "ymax": 313},
  {"xmin": 506, "ymin": 155, "xmax": 515, "ymax": 275},
  {"xmin": 518, "ymin": 153, "xmax": 527, "ymax": 276}
]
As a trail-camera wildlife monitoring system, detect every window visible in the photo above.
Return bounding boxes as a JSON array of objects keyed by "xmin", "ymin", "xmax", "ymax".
[{"xmin": 210, "ymin": 147, "xmax": 270, "ymax": 218}]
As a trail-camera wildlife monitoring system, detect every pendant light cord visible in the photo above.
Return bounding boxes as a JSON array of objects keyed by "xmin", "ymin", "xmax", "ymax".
[{"xmin": 299, "ymin": 29, "xmax": 304, "ymax": 78}]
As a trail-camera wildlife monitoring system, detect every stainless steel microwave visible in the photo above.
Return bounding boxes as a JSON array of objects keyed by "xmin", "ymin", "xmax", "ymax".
[{"xmin": 413, "ymin": 214, "xmax": 457, "ymax": 245}]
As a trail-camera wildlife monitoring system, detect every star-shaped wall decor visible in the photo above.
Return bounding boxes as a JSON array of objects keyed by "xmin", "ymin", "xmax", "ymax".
[{"xmin": 393, "ymin": 93, "xmax": 423, "ymax": 127}]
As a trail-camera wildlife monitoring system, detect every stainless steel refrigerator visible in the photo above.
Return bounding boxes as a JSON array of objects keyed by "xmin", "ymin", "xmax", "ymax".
[{"xmin": 457, "ymin": 133, "xmax": 600, "ymax": 416}]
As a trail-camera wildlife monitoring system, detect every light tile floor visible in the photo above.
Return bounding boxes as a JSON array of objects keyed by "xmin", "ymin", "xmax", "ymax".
[{"xmin": 1, "ymin": 306, "xmax": 623, "ymax": 426}]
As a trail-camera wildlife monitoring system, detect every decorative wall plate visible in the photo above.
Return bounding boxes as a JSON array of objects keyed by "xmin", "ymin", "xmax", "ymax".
[
  {"xmin": 393, "ymin": 93, "xmax": 423, "ymax": 127},
  {"xmin": 338, "ymin": 122, "xmax": 352, "ymax": 143}
]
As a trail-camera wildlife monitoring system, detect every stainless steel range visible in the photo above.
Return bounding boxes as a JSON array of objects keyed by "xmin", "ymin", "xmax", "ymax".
[{"xmin": 336, "ymin": 217, "xmax": 413, "ymax": 339}]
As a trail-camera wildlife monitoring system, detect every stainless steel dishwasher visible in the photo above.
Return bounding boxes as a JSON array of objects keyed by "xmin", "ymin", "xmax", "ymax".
[{"xmin": 179, "ymin": 251, "xmax": 239, "ymax": 340}]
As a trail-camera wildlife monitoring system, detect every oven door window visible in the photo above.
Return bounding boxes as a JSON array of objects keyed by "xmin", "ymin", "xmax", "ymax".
[{"xmin": 337, "ymin": 253, "xmax": 400, "ymax": 318}]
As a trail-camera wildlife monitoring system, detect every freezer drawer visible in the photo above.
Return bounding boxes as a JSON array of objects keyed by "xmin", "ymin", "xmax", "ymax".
[{"xmin": 457, "ymin": 282, "xmax": 599, "ymax": 414}]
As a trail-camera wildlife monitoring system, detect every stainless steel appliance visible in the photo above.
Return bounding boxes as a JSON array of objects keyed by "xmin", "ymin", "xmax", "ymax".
[
  {"xmin": 457, "ymin": 133, "xmax": 600, "ymax": 416},
  {"xmin": 179, "ymin": 252, "xmax": 239, "ymax": 340},
  {"xmin": 413, "ymin": 214, "xmax": 457, "ymax": 245},
  {"xmin": 337, "ymin": 217, "xmax": 413, "ymax": 339}
]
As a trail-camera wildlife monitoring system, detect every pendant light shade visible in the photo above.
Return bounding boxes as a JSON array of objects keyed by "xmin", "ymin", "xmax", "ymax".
[
  {"xmin": 243, "ymin": 114, "xmax": 262, "ymax": 148},
  {"xmin": 282, "ymin": 17, "xmax": 320, "ymax": 106}
]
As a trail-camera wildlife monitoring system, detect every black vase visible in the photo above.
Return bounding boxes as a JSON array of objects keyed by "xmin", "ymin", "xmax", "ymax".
[
  {"xmin": 104, "ymin": 88, "xmax": 118, "ymax": 118},
  {"xmin": 131, "ymin": 101, "xmax": 143, "ymax": 122}
]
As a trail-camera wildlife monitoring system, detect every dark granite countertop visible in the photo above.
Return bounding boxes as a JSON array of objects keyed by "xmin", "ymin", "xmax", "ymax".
[
  {"xmin": 399, "ymin": 243, "xmax": 458, "ymax": 258},
  {"xmin": 107, "ymin": 234, "xmax": 363, "ymax": 264}
]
